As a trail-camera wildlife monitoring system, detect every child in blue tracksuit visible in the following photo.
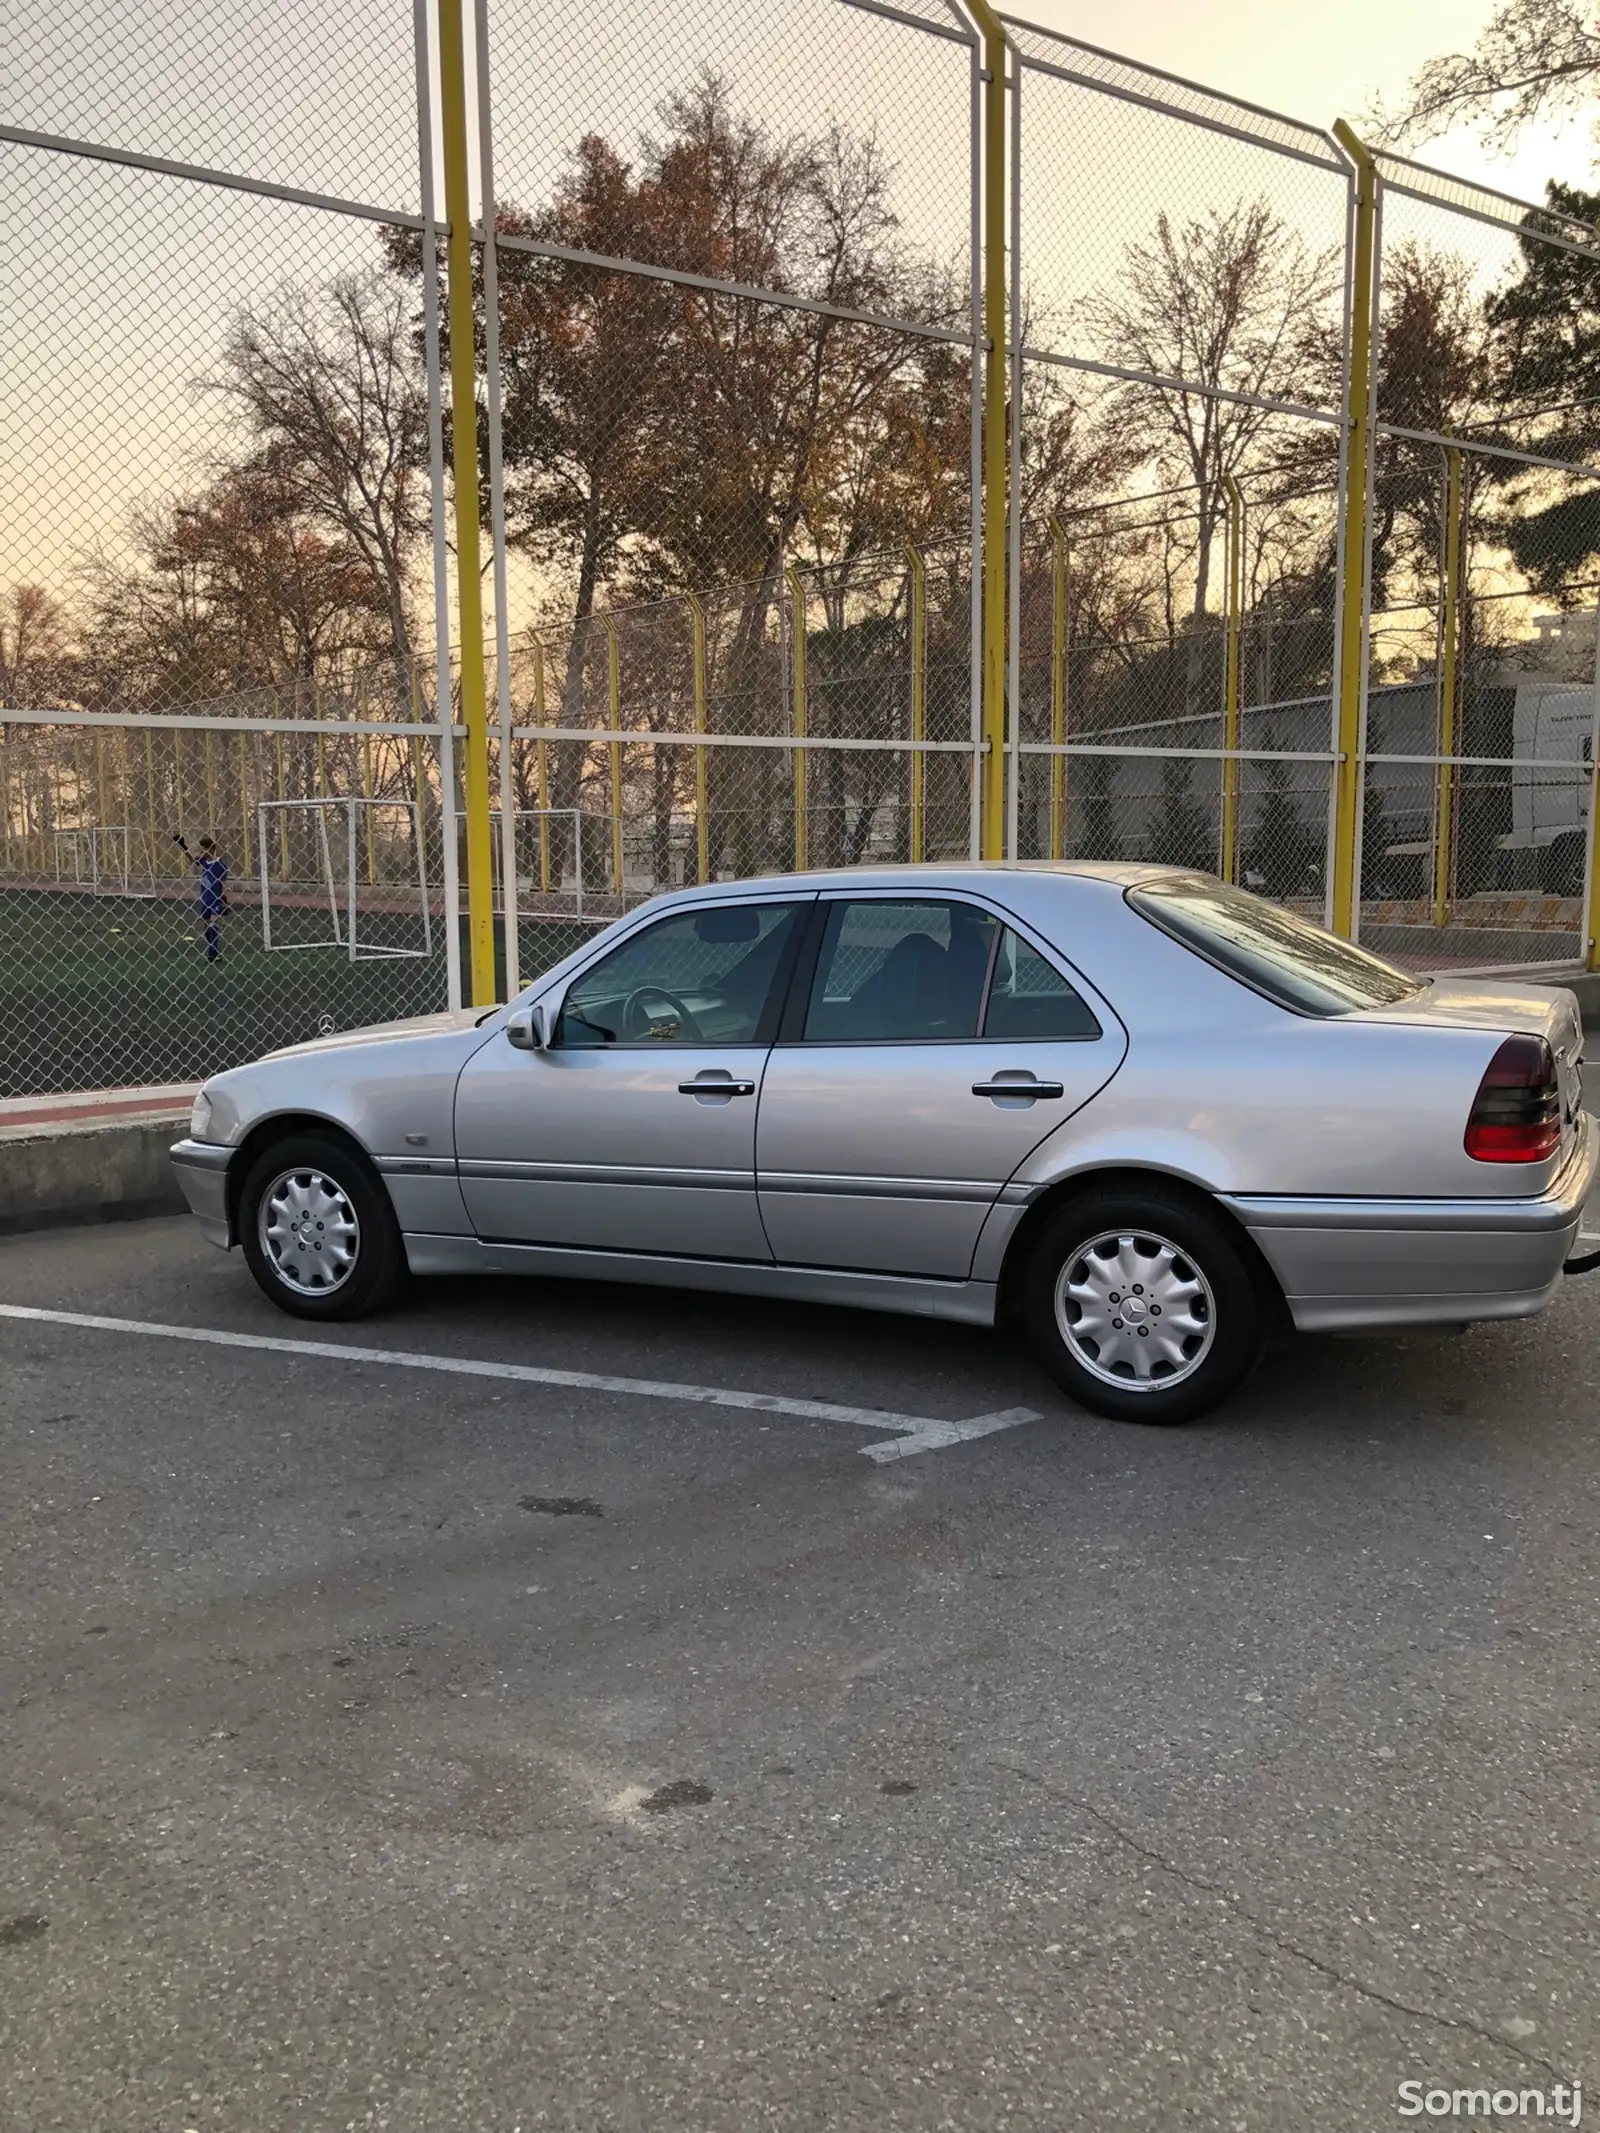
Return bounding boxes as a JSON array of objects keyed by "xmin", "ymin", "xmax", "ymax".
[{"xmin": 175, "ymin": 834, "xmax": 229, "ymax": 960}]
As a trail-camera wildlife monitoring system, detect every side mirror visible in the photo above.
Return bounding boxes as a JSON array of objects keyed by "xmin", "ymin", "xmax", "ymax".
[{"xmin": 505, "ymin": 1002, "xmax": 549, "ymax": 1051}]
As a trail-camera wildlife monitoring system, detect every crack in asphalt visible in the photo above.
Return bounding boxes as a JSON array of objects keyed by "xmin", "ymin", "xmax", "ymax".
[{"xmin": 993, "ymin": 1759, "xmax": 1566, "ymax": 2084}]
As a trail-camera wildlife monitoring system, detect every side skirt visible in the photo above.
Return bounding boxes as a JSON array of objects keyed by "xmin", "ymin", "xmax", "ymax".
[{"xmin": 401, "ymin": 1232, "xmax": 998, "ymax": 1327}]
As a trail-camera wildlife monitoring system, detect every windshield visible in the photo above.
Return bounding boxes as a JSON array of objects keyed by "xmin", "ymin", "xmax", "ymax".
[{"xmin": 1128, "ymin": 875, "xmax": 1422, "ymax": 1016}]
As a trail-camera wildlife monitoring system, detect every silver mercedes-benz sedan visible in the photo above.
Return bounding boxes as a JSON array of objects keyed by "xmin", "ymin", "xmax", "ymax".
[{"xmin": 170, "ymin": 863, "xmax": 1597, "ymax": 1424}]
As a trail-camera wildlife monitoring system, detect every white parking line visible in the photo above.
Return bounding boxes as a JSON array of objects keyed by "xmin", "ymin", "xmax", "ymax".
[{"xmin": 0, "ymin": 1304, "xmax": 1042, "ymax": 1461}]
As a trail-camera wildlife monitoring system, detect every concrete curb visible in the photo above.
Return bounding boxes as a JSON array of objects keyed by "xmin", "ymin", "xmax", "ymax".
[{"xmin": 0, "ymin": 1113, "xmax": 191, "ymax": 1236}]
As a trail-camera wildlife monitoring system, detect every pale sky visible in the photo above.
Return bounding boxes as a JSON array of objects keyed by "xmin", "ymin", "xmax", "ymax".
[
  {"xmin": 1019, "ymin": 0, "xmax": 1598, "ymax": 203},
  {"xmin": 5, "ymin": 0, "xmax": 1597, "ymax": 612}
]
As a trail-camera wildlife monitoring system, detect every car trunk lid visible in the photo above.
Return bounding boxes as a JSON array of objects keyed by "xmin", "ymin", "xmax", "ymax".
[{"xmin": 1351, "ymin": 977, "xmax": 1585, "ymax": 1147}]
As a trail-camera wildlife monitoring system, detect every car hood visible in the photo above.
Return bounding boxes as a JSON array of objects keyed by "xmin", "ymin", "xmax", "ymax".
[{"xmin": 260, "ymin": 1007, "xmax": 491, "ymax": 1064}]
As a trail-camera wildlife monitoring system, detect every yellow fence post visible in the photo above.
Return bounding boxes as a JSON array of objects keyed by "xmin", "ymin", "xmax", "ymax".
[
  {"xmin": 1586, "ymin": 753, "xmax": 1600, "ymax": 972},
  {"xmin": 1048, "ymin": 515, "xmax": 1068, "ymax": 859},
  {"xmin": 604, "ymin": 612, "xmax": 624, "ymax": 896},
  {"xmin": 905, "ymin": 543, "xmax": 926, "ymax": 864},
  {"xmin": 361, "ymin": 731, "xmax": 376, "ymax": 883},
  {"xmin": 144, "ymin": 729, "xmax": 157, "ymax": 879},
  {"xmin": 965, "ymin": 0, "xmax": 1009, "ymax": 861},
  {"xmin": 786, "ymin": 565, "xmax": 808, "ymax": 871},
  {"xmin": 1331, "ymin": 120, "xmax": 1378, "ymax": 939},
  {"xmin": 1221, "ymin": 474, "xmax": 1244, "ymax": 884},
  {"xmin": 531, "ymin": 637, "xmax": 551, "ymax": 895},
  {"xmin": 687, "ymin": 592, "xmax": 710, "ymax": 884},
  {"xmin": 1433, "ymin": 445, "xmax": 1463, "ymax": 931},
  {"xmin": 238, "ymin": 736, "xmax": 250, "ymax": 877},
  {"xmin": 438, "ymin": 0, "xmax": 496, "ymax": 1002}
]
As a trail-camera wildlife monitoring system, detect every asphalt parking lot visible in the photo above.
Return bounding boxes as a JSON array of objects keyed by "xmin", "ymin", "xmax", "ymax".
[{"xmin": 2, "ymin": 1211, "xmax": 1598, "ymax": 2133}]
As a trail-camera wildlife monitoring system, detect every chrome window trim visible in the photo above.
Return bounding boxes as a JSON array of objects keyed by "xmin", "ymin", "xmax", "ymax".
[{"xmin": 456, "ymin": 1158, "xmax": 754, "ymax": 1191}]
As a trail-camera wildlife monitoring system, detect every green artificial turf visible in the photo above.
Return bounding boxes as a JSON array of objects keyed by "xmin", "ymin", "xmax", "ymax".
[{"xmin": 0, "ymin": 886, "xmax": 450, "ymax": 1094}]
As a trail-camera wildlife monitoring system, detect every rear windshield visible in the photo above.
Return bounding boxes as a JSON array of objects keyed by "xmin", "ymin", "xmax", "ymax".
[{"xmin": 1128, "ymin": 875, "xmax": 1422, "ymax": 1016}]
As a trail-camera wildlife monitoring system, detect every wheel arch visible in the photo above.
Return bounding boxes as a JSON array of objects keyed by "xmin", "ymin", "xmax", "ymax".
[
  {"xmin": 995, "ymin": 1165, "xmax": 1287, "ymax": 1325},
  {"xmin": 225, "ymin": 1112, "xmax": 382, "ymax": 1240}
]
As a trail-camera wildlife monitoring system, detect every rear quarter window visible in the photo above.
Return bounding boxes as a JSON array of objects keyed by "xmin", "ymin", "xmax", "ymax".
[{"xmin": 1128, "ymin": 875, "xmax": 1422, "ymax": 1017}]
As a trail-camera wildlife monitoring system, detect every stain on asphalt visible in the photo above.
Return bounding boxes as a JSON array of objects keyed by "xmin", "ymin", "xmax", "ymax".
[
  {"xmin": 880, "ymin": 1780, "xmax": 918, "ymax": 1796},
  {"xmin": 519, "ymin": 1495, "xmax": 604, "ymax": 1518},
  {"xmin": 639, "ymin": 1780, "xmax": 713, "ymax": 1813},
  {"xmin": 0, "ymin": 1915, "xmax": 48, "ymax": 1948}
]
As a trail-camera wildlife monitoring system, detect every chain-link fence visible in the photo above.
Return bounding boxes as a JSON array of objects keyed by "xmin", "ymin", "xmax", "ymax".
[
  {"xmin": 0, "ymin": 708, "xmax": 455, "ymax": 1094},
  {"xmin": 1357, "ymin": 153, "xmax": 1600, "ymax": 971},
  {"xmin": 7, "ymin": 3, "xmax": 1600, "ymax": 1096},
  {"xmin": 3, "ymin": 0, "xmax": 465, "ymax": 1093},
  {"xmin": 1003, "ymin": 26, "xmax": 1349, "ymax": 907}
]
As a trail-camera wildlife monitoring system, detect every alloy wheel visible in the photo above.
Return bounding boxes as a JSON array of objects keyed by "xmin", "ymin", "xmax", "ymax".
[
  {"xmin": 1053, "ymin": 1228, "xmax": 1216, "ymax": 1390},
  {"xmin": 258, "ymin": 1166, "xmax": 361, "ymax": 1295}
]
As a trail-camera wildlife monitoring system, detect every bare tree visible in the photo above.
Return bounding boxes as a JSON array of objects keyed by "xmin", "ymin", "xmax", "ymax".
[
  {"xmin": 1082, "ymin": 201, "xmax": 1338, "ymax": 708},
  {"xmin": 0, "ymin": 584, "xmax": 78, "ymax": 710},
  {"xmin": 203, "ymin": 272, "xmax": 430, "ymax": 691},
  {"xmin": 1374, "ymin": 0, "xmax": 1600, "ymax": 150},
  {"xmin": 83, "ymin": 469, "xmax": 394, "ymax": 716}
]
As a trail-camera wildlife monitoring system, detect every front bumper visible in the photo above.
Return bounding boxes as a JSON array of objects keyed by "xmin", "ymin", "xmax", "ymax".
[
  {"xmin": 169, "ymin": 1137, "xmax": 233, "ymax": 1249},
  {"xmin": 1225, "ymin": 1112, "xmax": 1599, "ymax": 1333}
]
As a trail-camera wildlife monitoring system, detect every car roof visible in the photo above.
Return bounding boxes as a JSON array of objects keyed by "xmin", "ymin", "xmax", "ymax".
[{"xmin": 653, "ymin": 860, "xmax": 1176, "ymax": 904}]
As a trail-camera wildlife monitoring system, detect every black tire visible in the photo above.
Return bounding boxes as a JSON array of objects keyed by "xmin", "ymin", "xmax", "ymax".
[
  {"xmin": 1021, "ymin": 1182, "xmax": 1269, "ymax": 1425},
  {"xmin": 1539, "ymin": 836, "xmax": 1584, "ymax": 898},
  {"xmin": 237, "ymin": 1131, "xmax": 408, "ymax": 1322}
]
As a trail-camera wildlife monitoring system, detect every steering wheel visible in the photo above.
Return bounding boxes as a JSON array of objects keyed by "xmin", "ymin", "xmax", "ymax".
[{"xmin": 622, "ymin": 985, "xmax": 704, "ymax": 1043}]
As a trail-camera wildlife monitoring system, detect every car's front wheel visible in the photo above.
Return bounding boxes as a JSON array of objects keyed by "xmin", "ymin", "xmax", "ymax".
[
  {"xmin": 1021, "ymin": 1184, "xmax": 1269, "ymax": 1425},
  {"xmin": 238, "ymin": 1132, "xmax": 408, "ymax": 1321}
]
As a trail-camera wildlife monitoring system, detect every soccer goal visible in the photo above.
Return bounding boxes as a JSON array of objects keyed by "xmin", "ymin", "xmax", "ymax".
[
  {"xmin": 511, "ymin": 807, "xmax": 594, "ymax": 916},
  {"xmin": 88, "ymin": 825, "xmax": 133, "ymax": 896},
  {"xmin": 257, "ymin": 796, "xmax": 432, "ymax": 960},
  {"xmin": 51, "ymin": 825, "xmax": 134, "ymax": 896},
  {"xmin": 258, "ymin": 799, "xmax": 345, "ymax": 954},
  {"xmin": 348, "ymin": 798, "xmax": 432, "ymax": 962},
  {"xmin": 52, "ymin": 828, "xmax": 91, "ymax": 885}
]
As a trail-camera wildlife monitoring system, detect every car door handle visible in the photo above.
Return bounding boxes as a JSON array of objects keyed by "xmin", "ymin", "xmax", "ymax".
[
  {"xmin": 678, "ymin": 1076, "xmax": 757, "ymax": 1097},
  {"xmin": 971, "ymin": 1077, "xmax": 1065, "ymax": 1100}
]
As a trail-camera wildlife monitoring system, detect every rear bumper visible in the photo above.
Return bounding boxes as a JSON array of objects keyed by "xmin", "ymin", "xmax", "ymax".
[
  {"xmin": 1225, "ymin": 1114, "xmax": 1598, "ymax": 1333},
  {"xmin": 169, "ymin": 1137, "xmax": 233, "ymax": 1248}
]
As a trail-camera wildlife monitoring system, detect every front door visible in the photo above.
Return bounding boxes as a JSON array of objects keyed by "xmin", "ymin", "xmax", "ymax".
[
  {"xmin": 455, "ymin": 895, "xmax": 809, "ymax": 1259},
  {"xmin": 757, "ymin": 895, "xmax": 1125, "ymax": 1278}
]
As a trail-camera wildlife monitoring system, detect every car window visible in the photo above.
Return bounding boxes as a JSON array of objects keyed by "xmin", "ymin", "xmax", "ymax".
[
  {"xmin": 558, "ymin": 902, "xmax": 804, "ymax": 1047},
  {"xmin": 1128, "ymin": 874, "xmax": 1422, "ymax": 1016},
  {"xmin": 983, "ymin": 930, "xmax": 1101, "ymax": 1040},
  {"xmin": 803, "ymin": 899, "xmax": 998, "ymax": 1042}
]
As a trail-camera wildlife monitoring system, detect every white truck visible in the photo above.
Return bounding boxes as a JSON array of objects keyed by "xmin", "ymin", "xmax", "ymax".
[{"xmin": 1499, "ymin": 679, "xmax": 1593, "ymax": 895}]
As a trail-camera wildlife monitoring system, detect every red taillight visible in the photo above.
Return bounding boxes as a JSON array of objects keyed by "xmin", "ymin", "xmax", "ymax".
[{"xmin": 1464, "ymin": 1034, "xmax": 1562, "ymax": 1163}]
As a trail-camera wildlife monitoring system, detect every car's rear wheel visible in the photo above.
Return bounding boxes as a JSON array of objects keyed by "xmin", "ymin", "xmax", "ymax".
[
  {"xmin": 1539, "ymin": 834, "xmax": 1585, "ymax": 897},
  {"xmin": 238, "ymin": 1132, "xmax": 408, "ymax": 1321},
  {"xmin": 1021, "ymin": 1184, "xmax": 1268, "ymax": 1425}
]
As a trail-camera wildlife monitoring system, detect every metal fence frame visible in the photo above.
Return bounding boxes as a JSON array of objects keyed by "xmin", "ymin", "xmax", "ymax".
[{"xmin": 8, "ymin": 2, "xmax": 1600, "ymax": 1096}]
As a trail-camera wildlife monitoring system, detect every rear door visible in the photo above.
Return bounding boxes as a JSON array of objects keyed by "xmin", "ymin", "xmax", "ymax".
[{"xmin": 756, "ymin": 893, "xmax": 1126, "ymax": 1278}]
